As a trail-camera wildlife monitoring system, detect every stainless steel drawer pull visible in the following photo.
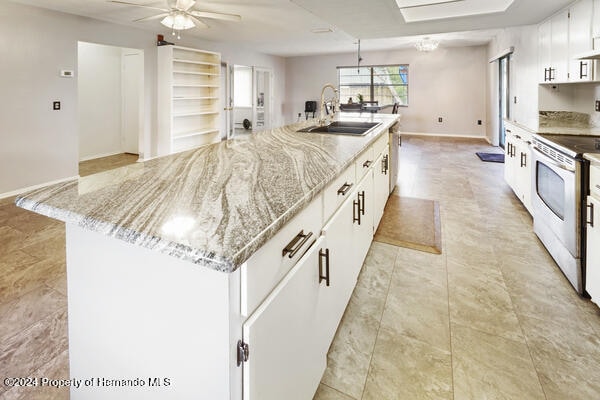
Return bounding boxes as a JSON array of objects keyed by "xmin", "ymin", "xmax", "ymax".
[
  {"xmin": 353, "ymin": 199, "xmax": 361, "ymax": 224},
  {"xmin": 358, "ymin": 191, "xmax": 365, "ymax": 216},
  {"xmin": 282, "ymin": 230, "xmax": 313, "ymax": 258},
  {"xmin": 588, "ymin": 203, "xmax": 595, "ymax": 228},
  {"xmin": 337, "ymin": 182, "xmax": 353, "ymax": 196},
  {"xmin": 318, "ymin": 248, "xmax": 330, "ymax": 287},
  {"xmin": 363, "ymin": 160, "xmax": 372, "ymax": 168},
  {"xmin": 382, "ymin": 154, "xmax": 389, "ymax": 174}
]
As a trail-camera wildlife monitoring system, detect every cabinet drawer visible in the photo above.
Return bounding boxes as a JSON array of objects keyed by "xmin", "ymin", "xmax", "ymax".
[
  {"xmin": 372, "ymin": 132, "xmax": 389, "ymax": 157},
  {"xmin": 591, "ymin": 165, "xmax": 600, "ymax": 199},
  {"xmin": 323, "ymin": 164, "xmax": 355, "ymax": 224},
  {"xmin": 355, "ymin": 145, "xmax": 374, "ymax": 181},
  {"xmin": 241, "ymin": 194, "xmax": 323, "ymax": 316}
]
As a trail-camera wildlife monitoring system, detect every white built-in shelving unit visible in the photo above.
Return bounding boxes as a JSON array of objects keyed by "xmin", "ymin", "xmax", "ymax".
[{"xmin": 158, "ymin": 45, "xmax": 221, "ymax": 155}]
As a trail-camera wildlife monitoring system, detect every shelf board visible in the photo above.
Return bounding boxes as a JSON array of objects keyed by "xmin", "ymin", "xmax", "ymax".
[
  {"xmin": 172, "ymin": 96, "xmax": 219, "ymax": 100},
  {"xmin": 173, "ymin": 84, "xmax": 220, "ymax": 88},
  {"xmin": 173, "ymin": 58, "xmax": 220, "ymax": 67},
  {"xmin": 173, "ymin": 111, "xmax": 219, "ymax": 117},
  {"xmin": 173, "ymin": 129, "xmax": 220, "ymax": 139},
  {"xmin": 173, "ymin": 70, "xmax": 220, "ymax": 76}
]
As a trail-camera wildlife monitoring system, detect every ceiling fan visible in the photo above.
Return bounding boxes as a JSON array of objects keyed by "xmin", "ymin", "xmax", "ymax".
[{"xmin": 109, "ymin": 0, "xmax": 241, "ymax": 39}]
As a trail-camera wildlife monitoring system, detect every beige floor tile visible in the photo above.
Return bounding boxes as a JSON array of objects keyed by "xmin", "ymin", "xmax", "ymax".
[
  {"xmin": 447, "ymin": 259, "xmax": 525, "ymax": 342},
  {"xmin": 0, "ymin": 310, "xmax": 68, "ymax": 381},
  {"xmin": 321, "ymin": 298, "xmax": 381, "ymax": 399},
  {"xmin": 0, "ymin": 259, "xmax": 64, "ymax": 304},
  {"xmin": 362, "ymin": 326, "xmax": 452, "ymax": 400},
  {"xmin": 451, "ymin": 323, "xmax": 545, "ymax": 400},
  {"xmin": 312, "ymin": 384, "xmax": 356, "ymax": 400},
  {"xmin": 519, "ymin": 314, "xmax": 600, "ymax": 400}
]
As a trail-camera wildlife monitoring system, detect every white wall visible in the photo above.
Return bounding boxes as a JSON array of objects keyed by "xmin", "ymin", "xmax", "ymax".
[
  {"xmin": 0, "ymin": 1, "xmax": 286, "ymax": 196},
  {"xmin": 486, "ymin": 25, "xmax": 540, "ymax": 144},
  {"xmin": 285, "ymin": 46, "xmax": 488, "ymax": 137},
  {"xmin": 78, "ymin": 42, "xmax": 123, "ymax": 161}
]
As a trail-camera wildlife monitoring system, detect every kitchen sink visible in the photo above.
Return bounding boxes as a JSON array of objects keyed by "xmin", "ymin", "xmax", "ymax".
[{"xmin": 297, "ymin": 121, "xmax": 381, "ymax": 135}]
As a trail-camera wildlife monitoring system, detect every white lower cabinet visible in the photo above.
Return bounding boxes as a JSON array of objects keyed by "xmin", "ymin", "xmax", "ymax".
[
  {"xmin": 504, "ymin": 122, "xmax": 533, "ymax": 214},
  {"xmin": 373, "ymin": 146, "xmax": 390, "ymax": 230},
  {"xmin": 587, "ymin": 165, "xmax": 600, "ymax": 303},
  {"xmin": 242, "ymin": 236, "xmax": 327, "ymax": 400},
  {"xmin": 587, "ymin": 196, "xmax": 600, "ymax": 302}
]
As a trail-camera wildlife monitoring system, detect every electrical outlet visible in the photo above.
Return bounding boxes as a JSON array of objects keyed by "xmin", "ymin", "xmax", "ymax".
[
  {"xmin": 514, "ymin": 96, "xmax": 517, "ymax": 104},
  {"xmin": 477, "ymin": 120, "xmax": 482, "ymax": 125},
  {"xmin": 595, "ymin": 100, "xmax": 600, "ymax": 112},
  {"xmin": 438, "ymin": 117, "xmax": 443, "ymax": 123},
  {"xmin": 53, "ymin": 101, "xmax": 61, "ymax": 110}
]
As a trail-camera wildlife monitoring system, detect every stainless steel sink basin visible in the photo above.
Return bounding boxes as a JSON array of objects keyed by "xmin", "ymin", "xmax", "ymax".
[{"xmin": 297, "ymin": 121, "xmax": 381, "ymax": 135}]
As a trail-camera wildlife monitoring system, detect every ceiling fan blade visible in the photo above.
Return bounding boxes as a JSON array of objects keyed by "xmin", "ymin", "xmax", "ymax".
[
  {"xmin": 188, "ymin": 15, "xmax": 210, "ymax": 28},
  {"xmin": 108, "ymin": 1, "xmax": 169, "ymax": 12},
  {"xmin": 189, "ymin": 10, "xmax": 241, "ymax": 22},
  {"xmin": 133, "ymin": 12, "xmax": 170, "ymax": 22},
  {"xmin": 176, "ymin": 0, "xmax": 196, "ymax": 11}
]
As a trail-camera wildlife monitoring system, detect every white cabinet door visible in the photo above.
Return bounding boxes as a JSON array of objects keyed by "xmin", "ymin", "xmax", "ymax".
[
  {"xmin": 373, "ymin": 148, "xmax": 390, "ymax": 230},
  {"xmin": 242, "ymin": 236, "xmax": 325, "ymax": 400},
  {"xmin": 539, "ymin": 19, "xmax": 552, "ymax": 82},
  {"xmin": 504, "ymin": 136, "xmax": 517, "ymax": 191},
  {"xmin": 516, "ymin": 140, "xmax": 533, "ymax": 214},
  {"xmin": 594, "ymin": 0, "xmax": 600, "ymax": 38},
  {"xmin": 569, "ymin": 0, "xmax": 594, "ymax": 82},
  {"xmin": 353, "ymin": 171, "xmax": 374, "ymax": 280},
  {"xmin": 587, "ymin": 196, "xmax": 600, "ymax": 303},
  {"xmin": 318, "ymin": 195, "xmax": 361, "ymax": 353},
  {"xmin": 551, "ymin": 9, "xmax": 570, "ymax": 82}
]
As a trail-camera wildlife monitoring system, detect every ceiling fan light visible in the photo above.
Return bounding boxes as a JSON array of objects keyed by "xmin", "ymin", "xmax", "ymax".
[{"xmin": 161, "ymin": 12, "xmax": 195, "ymax": 30}]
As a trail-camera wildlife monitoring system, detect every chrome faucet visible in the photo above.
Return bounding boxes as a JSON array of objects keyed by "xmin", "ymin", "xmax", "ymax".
[{"xmin": 318, "ymin": 83, "xmax": 339, "ymax": 126}]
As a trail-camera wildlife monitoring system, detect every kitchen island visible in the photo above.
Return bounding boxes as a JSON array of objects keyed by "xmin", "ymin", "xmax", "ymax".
[{"xmin": 16, "ymin": 113, "xmax": 399, "ymax": 400}]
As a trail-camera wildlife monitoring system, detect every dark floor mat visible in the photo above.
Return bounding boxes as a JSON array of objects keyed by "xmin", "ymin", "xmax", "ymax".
[{"xmin": 476, "ymin": 152, "xmax": 504, "ymax": 163}]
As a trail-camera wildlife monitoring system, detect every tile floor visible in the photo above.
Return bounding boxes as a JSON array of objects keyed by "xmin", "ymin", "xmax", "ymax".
[
  {"xmin": 1, "ymin": 140, "xmax": 600, "ymax": 400},
  {"xmin": 314, "ymin": 136, "xmax": 600, "ymax": 400}
]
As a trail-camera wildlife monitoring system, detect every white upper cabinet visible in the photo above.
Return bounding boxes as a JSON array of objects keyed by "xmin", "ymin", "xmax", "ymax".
[
  {"xmin": 594, "ymin": 0, "xmax": 600, "ymax": 38},
  {"xmin": 539, "ymin": 0, "xmax": 598, "ymax": 83},
  {"xmin": 569, "ymin": 0, "xmax": 594, "ymax": 81}
]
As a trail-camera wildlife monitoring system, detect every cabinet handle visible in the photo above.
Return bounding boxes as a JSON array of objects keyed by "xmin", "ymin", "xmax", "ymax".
[
  {"xmin": 337, "ymin": 182, "xmax": 353, "ymax": 196},
  {"xmin": 318, "ymin": 248, "xmax": 330, "ymax": 287},
  {"xmin": 580, "ymin": 61, "xmax": 588, "ymax": 79},
  {"xmin": 544, "ymin": 68, "xmax": 549, "ymax": 82},
  {"xmin": 515, "ymin": 135, "xmax": 521, "ymax": 140},
  {"xmin": 506, "ymin": 129, "xmax": 512, "ymax": 133},
  {"xmin": 282, "ymin": 230, "xmax": 313, "ymax": 258},
  {"xmin": 520, "ymin": 152, "xmax": 526, "ymax": 167},
  {"xmin": 363, "ymin": 160, "xmax": 372, "ymax": 168},
  {"xmin": 588, "ymin": 203, "xmax": 595, "ymax": 228},
  {"xmin": 550, "ymin": 67, "xmax": 555, "ymax": 81},
  {"xmin": 358, "ymin": 190, "xmax": 365, "ymax": 216},
  {"xmin": 353, "ymin": 199, "xmax": 361, "ymax": 224},
  {"xmin": 382, "ymin": 154, "xmax": 389, "ymax": 175}
]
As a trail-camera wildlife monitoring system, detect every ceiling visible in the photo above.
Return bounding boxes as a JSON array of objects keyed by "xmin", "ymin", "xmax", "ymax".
[{"xmin": 9, "ymin": 0, "xmax": 574, "ymax": 56}]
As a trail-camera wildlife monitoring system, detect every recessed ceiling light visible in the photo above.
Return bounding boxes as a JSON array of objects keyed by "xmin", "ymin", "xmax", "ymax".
[{"xmin": 311, "ymin": 27, "xmax": 335, "ymax": 34}]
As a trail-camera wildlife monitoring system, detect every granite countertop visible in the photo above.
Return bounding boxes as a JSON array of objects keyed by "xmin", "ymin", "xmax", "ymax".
[{"xmin": 16, "ymin": 113, "xmax": 398, "ymax": 273}]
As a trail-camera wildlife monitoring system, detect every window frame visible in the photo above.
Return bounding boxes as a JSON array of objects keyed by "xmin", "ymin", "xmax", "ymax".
[{"xmin": 336, "ymin": 64, "xmax": 409, "ymax": 107}]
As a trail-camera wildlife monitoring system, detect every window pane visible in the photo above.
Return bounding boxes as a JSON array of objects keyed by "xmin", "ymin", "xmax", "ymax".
[{"xmin": 338, "ymin": 65, "xmax": 408, "ymax": 107}]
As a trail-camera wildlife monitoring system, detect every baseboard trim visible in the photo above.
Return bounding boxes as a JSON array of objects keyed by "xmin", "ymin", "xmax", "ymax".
[
  {"xmin": 79, "ymin": 151, "xmax": 123, "ymax": 162},
  {"xmin": 400, "ymin": 131, "xmax": 487, "ymax": 140},
  {"xmin": 0, "ymin": 175, "xmax": 79, "ymax": 200}
]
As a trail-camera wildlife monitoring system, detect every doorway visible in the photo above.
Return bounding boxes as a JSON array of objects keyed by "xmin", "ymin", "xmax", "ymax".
[
  {"xmin": 498, "ymin": 55, "xmax": 510, "ymax": 149},
  {"xmin": 77, "ymin": 42, "xmax": 144, "ymax": 166}
]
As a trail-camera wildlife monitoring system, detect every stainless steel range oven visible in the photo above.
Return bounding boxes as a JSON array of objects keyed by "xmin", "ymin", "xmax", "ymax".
[{"xmin": 531, "ymin": 134, "xmax": 600, "ymax": 295}]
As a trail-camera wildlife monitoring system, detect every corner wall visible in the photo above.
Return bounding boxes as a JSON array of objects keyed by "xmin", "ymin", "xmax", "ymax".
[
  {"xmin": 0, "ymin": 1, "xmax": 286, "ymax": 196},
  {"xmin": 486, "ymin": 25, "xmax": 540, "ymax": 145},
  {"xmin": 284, "ymin": 46, "xmax": 488, "ymax": 137}
]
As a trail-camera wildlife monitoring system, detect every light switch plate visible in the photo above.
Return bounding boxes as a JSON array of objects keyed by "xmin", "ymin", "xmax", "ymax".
[{"xmin": 595, "ymin": 100, "xmax": 600, "ymax": 112}]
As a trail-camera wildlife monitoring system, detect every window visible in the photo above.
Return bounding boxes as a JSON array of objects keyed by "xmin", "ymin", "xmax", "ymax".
[{"xmin": 338, "ymin": 65, "xmax": 408, "ymax": 107}]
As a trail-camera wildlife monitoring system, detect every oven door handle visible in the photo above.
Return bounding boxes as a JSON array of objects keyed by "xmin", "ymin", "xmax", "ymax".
[{"xmin": 531, "ymin": 145, "xmax": 576, "ymax": 172}]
